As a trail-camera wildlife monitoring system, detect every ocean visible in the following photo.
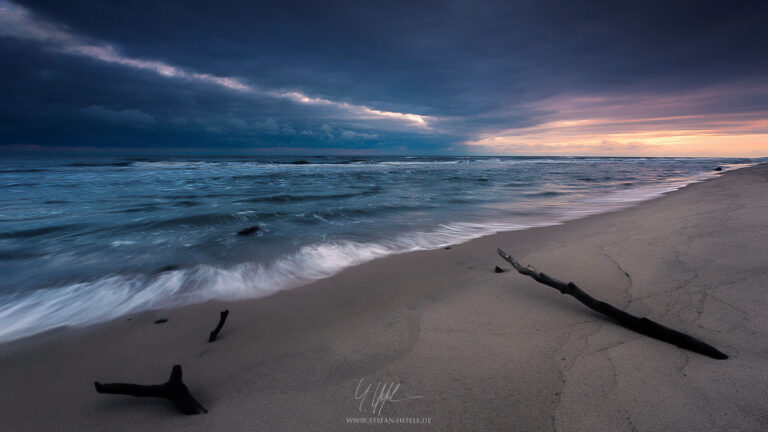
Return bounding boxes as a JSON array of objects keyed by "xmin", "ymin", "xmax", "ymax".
[{"xmin": 0, "ymin": 156, "xmax": 758, "ymax": 342}]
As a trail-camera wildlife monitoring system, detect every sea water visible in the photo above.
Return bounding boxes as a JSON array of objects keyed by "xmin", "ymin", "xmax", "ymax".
[{"xmin": 0, "ymin": 156, "xmax": 758, "ymax": 342}]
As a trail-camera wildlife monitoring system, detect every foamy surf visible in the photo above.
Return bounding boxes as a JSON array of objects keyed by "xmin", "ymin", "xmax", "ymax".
[{"xmin": 0, "ymin": 157, "xmax": 759, "ymax": 343}]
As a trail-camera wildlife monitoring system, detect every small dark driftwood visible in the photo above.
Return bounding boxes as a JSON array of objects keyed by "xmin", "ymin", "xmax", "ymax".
[
  {"xmin": 494, "ymin": 265, "xmax": 505, "ymax": 273},
  {"xmin": 94, "ymin": 365, "xmax": 207, "ymax": 415},
  {"xmin": 497, "ymin": 249, "xmax": 728, "ymax": 360},
  {"xmin": 209, "ymin": 309, "xmax": 229, "ymax": 342}
]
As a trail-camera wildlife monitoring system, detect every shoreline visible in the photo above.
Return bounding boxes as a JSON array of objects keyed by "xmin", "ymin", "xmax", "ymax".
[
  {"xmin": 0, "ymin": 163, "xmax": 748, "ymax": 345},
  {"xmin": 1, "ymin": 163, "xmax": 767, "ymax": 430}
]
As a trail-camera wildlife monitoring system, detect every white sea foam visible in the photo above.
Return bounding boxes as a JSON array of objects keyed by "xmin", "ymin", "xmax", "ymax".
[{"xmin": 130, "ymin": 160, "xmax": 215, "ymax": 168}]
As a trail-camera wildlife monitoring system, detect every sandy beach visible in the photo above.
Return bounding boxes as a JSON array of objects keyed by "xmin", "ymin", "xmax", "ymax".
[{"xmin": 1, "ymin": 163, "xmax": 766, "ymax": 431}]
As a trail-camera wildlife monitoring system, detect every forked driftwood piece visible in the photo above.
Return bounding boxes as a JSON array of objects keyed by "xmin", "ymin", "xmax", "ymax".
[
  {"xmin": 497, "ymin": 249, "xmax": 728, "ymax": 360},
  {"xmin": 209, "ymin": 309, "xmax": 229, "ymax": 342},
  {"xmin": 95, "ymin": 365, "xmax": 207, "ymax": 415}
]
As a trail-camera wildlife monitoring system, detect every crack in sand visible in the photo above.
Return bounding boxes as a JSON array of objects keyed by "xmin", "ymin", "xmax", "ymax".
[
  {"xmin": 597, "ymin": 248, "xmax": 634, "ymax": 304},
  {"xmin": 590, "ymin": 337, "xmax": 641, "ymax": 357}
]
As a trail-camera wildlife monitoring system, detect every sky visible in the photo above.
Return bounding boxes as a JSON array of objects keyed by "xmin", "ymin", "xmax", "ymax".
[{"xmin": 1, "ymin": 0, "xmax": 767, "ymax": 156}]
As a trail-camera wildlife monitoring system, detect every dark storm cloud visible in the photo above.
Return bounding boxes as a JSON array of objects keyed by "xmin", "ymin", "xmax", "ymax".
[{"xmin": 1, "ymin": 0, "xmax": 767, "ymax": 154}]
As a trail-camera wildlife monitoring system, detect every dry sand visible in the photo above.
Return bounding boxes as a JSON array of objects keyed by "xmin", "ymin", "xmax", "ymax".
[{"xmin": 1, "ymin": 164, "xmax": 767, "ymax": 431}]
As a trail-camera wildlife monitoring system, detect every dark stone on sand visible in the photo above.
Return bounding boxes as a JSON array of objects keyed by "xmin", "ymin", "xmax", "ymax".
[
  {"xmin": 714, "ymin": 166, "xmax": 723, "ymax": 171},
  {"xmin": 444, "ymin": 246, "xmax": 451, "ymax": 250},
  {"xmin": 155, "ymin": 318, "xmax": 168, "ymax": 324},
  {"xmin": 237, "ymin": 226, "xmax": 260, "ymax": 236},
  {"xmin": 494, "ymin": 266, "xmax": 505, "ymax": 273}
]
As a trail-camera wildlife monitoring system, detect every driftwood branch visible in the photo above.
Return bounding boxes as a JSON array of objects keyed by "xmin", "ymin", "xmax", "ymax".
[
  {"xmin": 497, "ymin": 249, "xmax": 727, "ymax": 360},
  {"xmin": 95, "ymin": 365, "xmax": 207, "ymax": 415},
  {"xmin": 209, "ymin": 309, "xmax": 229, "ymax": 342}
]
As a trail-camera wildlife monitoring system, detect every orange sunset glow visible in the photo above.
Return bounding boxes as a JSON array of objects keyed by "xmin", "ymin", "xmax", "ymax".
[
  {"xmin": 467, "ymin": 118, "xmax": 768, "ymax": 156},
  {"xmin": 466, "ymin": 87, "xmax": 768, "ymax": 156}
]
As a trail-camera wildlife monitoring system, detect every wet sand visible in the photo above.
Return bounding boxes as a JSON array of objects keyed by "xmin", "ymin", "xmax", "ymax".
[{"xmin": 1, "ymin": 164, "xmax": 767, "ymax": 431}]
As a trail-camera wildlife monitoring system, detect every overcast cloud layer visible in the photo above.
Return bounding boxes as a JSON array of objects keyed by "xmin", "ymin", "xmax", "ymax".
[{"xmin": 1, "ymin": 0, "xmax": 767, "ymax": 155}]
